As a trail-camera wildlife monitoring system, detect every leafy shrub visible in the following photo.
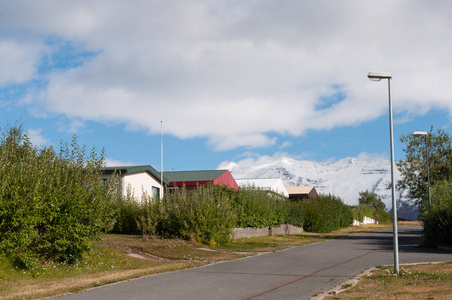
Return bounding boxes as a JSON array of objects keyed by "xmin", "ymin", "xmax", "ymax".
[
  {"xmin": 285, "ymin": 202, "xmax": 305, "ymax": 227},
  {"xmin": 301, "ymin": 194, "xmax": 353, "ymax": 233},
  {"xmin": 159, "ymin": 184, "xmax": 236, "ymax": 245},
  {"xmin": 0, "ymin": 124, "xmax": 117, "ymax": 268},
  {"xmin": 233, "ymin": 184, "xmax": 287, "ymax": 228},
  {"xmin": 352, "ymin": 204, "xmax": 374, "ymax": 222},
  {"xmin": 111, "ymin": 187, "xmax": 142, "ymax": 234},
  {"xmin": 136, "ymin": 192, "xmax": 163, "ymax": 239},
  {"xmin": 430, "ymin": 179, "xmax": 452, "ymax": 211},
  {"xmin": 423, "ymin": 207, "xmax": 452, "ymax": 247},
  {"xmin": 423, "ymin": 179, "xmax": 452, "ymax": 247}
]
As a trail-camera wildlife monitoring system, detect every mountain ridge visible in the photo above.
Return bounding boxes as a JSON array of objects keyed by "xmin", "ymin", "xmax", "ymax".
[{"xmin": 219, "ymin": 156, "xmax": 418, "ymax": 220}]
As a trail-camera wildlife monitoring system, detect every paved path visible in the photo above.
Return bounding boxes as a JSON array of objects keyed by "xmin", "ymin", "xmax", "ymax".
[{"xmin": 53, "ymin": 225, "xmax": 452, "ymax": 300}]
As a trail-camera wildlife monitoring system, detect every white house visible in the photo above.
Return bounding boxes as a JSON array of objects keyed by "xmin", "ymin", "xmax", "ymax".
[
  {"xmin": 102, "ymin": 165, "xmax": 167, "ymax": 201},
  {"xmin": 236, "ymin": 178, "xmax": 289, "ymax": 197}
]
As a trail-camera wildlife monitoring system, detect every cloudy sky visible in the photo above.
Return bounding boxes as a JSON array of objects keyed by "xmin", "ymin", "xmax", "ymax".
[{"xmin": 1, "ymin": 1, "xmax": 451, "ymax": 171}]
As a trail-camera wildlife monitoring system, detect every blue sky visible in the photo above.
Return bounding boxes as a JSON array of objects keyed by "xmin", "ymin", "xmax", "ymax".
[{"xmin": 1, "ymin": 1, "xmax": 451, "ymax": 171}]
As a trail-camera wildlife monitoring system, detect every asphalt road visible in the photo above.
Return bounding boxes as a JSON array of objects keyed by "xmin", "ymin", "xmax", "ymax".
[{"xmin": 52, "ymin": 225, "xmax": 452, "ymax": 300}]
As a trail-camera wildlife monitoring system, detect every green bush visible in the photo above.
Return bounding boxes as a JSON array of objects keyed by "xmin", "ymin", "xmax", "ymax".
[
  {"xmin": 286, "ymin": 202, "xmax": 305, "ymax": 227},
  {"xmin": 430, "ymin": 179, "xmax": 452, "ymax": 211},
  {"xmin": 352, "ymin": 204, "xmax": 374, "ymax": 222},
  {"xmin": 423, "ymin": 179, "xmax": 452, "ymax": 247},
  {"xmin": 111, "ymin": 187, "xmax": 142, "ymax": 234},
  {"xmin": 301, "ymin": 194, "xmax": 352, "ymax": 233},
  {"xmin": 159, "ymin": 184, "xmax": 236, "ymax": 245},
  {"xmin": 423, "ymin": 207, "xmax": 452, "ymax": 247},
  {"xmin": 136, "ymin": 192, "xmax": 163, "ymax": 240},
  {"xmin": 0, "ymin": 124, "xmax": 117, "ymax": 268},
  {"xmin": 233, "ymin": 185, "xmax": 287, "ymax": 228}
]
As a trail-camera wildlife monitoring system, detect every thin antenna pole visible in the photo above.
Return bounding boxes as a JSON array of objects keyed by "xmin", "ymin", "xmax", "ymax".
[{"xmin": 160, "ymin": 121, "xmax": 163, "ymax": 200}]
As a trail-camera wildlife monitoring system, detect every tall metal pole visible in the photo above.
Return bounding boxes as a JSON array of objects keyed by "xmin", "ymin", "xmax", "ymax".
[
  {"xmin": 160, "ymin": 121, "xmax": 163, "ymax": 200},
  {"xmin": 368, "ymin": 72, "xmax": 399, "ymax": 274},
  {"xmin": 387, "ymin": 78, "xmax": 399, "ymax": 274}
]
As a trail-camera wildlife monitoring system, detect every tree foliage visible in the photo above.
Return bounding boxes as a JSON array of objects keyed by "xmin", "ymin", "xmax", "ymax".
[
  {"xmin": 355, "ymin": 190, "xmax": 391, "ymax": 223},
  {"xmin": 159, "ymin": 184, "xmax": 237, "ymax": 245},
  {"xmin": 358, "ymin": 190, "xmax": 386, "ymax": 211},
  {"xmin": 301, "ymin": 194, "xmax": 353, "ymax": 233},
  {"xmin": 397, "ymin": 127, "xmax": 452, "ymax": 216},
  {"xmin": 423, "ymin": 178, "xmax": 452, "ymax": 247},
  {"xmin": 233, "ymin": 184, "xmax": 287, "ymax": 228},
  {"xmin": 0, "ymin": 123, "xmax": 117, "ymax": 268}
]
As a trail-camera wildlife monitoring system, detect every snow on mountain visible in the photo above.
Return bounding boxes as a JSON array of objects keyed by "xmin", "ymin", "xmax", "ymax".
[{"xmin": 220, "ymin": 156, "xmax": 418, "ymax": 220}]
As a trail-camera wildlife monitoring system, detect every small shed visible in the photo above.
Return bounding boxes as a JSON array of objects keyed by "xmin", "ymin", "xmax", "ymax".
[
  {"xmin": 164, "ymin": 169, "xmax": 239, "ymax": 191},
  {"xmin": 285, "ymin": 186, "xmax": 318, "ymax": 201},
  {"xmin": 236, "ymin": 178, "xmax": 289, "ymax": 197}
]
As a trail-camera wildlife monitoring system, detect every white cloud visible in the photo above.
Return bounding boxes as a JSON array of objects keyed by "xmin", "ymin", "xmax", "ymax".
[
  {"xmin": 356, "ymin": 152, "xmax": 388, "ymax": 161},
  {"xmin": 27, "ymin": 128, "xmax": 48, "ymax": 147},
  {"xmin": 0, "ymin": 41, "xmax": 43, "ymax": 85},
  {"xmin": 105, "ymin": 158, "xmax": 136, "ymax": 167},
  {"xmin": 279, "ymin": 141, "xmax": 292, "ymax": 150},
  {"xmin": 2, "ymin": 1, "xmax": 452, "ymax": 150}
]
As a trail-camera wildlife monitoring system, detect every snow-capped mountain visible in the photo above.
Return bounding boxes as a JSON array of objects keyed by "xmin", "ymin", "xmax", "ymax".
[{"xmin": 220, "ymin": 156, "xmax": 418, "ymax": 220}]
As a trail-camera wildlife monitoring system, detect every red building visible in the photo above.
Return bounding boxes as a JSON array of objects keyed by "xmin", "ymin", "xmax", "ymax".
[{"xmin": 164, "ymin": 170, "xmax": 239, "ymax": 191}]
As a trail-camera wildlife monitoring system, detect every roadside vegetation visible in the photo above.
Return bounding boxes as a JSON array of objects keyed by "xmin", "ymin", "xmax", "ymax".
[
  {"xmin": 0, "ymin": 224, "xmax": 393, "ymax": 300},
  {"xmin": 0, "ymin": 122, "xmax": 392, "ymax": 273},
  {"xmin": 397, "ymin": 127, "xmax": 452, "ymax": 248},
  {"xmin": 2, "ymin": 121, "xmax": 450, "ymax": 299},
  {"xmin": 351, "ymin": 190, "xmax": 392, "ymax": 224},
  {"xmin": 0, "ymin": 123, "xmax": 118, "ymax": 269},
  {"xmin": 325, "ymin": 262, "xmax": 452, "ymax": 299}
]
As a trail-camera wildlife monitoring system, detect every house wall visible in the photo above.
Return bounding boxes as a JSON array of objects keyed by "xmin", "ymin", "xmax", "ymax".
[
  {"xmin": 213, "ymin": 171, "xmax": 239, "ymax": 190},
  {"xmin": 123, "ymin": 172, "xmax": 162, "ymax": 200},
  {"xmin": 270, "ymin": 181, "xmax": 289, "ymax": 197},
  {"xmin": 101, "ymin": 171, "xmax": 162, "ymax": 201},
  {"xmin": 308, "ymin": 188, "xmax": 318, "ymax": 198}
]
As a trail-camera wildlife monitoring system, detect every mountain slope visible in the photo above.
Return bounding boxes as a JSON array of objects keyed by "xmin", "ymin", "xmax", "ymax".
[{"xmin": 220, "ymin": 157, "xmax": 418, "ymax": 220}]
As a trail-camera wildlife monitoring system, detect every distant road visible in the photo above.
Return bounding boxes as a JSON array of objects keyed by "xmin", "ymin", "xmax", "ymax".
[{"xmin": 53, "ymin": 225, "xmax": 452, "ymax": 300}]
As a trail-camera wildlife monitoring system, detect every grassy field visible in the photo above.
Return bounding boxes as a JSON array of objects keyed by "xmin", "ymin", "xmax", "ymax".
[{"xmin": 2, "ymin": 222, "xmax": 442, "ymax": 300}]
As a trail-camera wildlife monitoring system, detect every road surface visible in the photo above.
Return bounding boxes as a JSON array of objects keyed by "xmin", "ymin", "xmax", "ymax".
[{"xmin": 52, "ymin": 225, "xmax": 452, "ymax": 300}]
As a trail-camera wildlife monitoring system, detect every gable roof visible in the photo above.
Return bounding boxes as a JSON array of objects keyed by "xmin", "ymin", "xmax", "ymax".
[
  {"xmin": 103, "ymin": 165, "xmax": 169, "ymax": 185},
  {"xmin": 163, "ymin": 170, "xmax": 228, "ymax": 182},
  {"xmin": 285, "ymin": 186, "xmax": 316, "ymax": 195}
]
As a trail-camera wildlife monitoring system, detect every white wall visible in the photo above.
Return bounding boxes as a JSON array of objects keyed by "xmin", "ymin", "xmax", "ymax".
[
  {"xmin": 236, "ymin": 178, "xmax": 289, "ymax": 197},
  {"xmin": 269, "ymin": 180, "xmax": 289, "ymax": 197},
  {"xmin": 101, "ymin": 171, "xmax": 162, "ymax": 201}
]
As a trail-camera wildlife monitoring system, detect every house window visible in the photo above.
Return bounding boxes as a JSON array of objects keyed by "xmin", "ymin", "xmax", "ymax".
[{"xmin": 152, "ymin": 186, "xmax": 160, "ymax": 199}]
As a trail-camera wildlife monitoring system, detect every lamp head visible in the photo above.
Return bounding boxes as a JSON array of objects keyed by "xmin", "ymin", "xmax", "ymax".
[
  {"xmin": 368, "ymin": 72, "xmax": 392, "ymax": 81},
  {"xmin": 413, "ymin": 131, "xmax": 428, "ymax": 136}
]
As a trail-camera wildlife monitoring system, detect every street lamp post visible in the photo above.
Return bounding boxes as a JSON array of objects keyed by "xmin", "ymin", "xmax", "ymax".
[
  {"xmin": 368, "ymin": 71, "xmax": 399, "ymax": 274},
  {"xmin": 413, "ymin": 131, "xmax": 431, "ymax": 213}
]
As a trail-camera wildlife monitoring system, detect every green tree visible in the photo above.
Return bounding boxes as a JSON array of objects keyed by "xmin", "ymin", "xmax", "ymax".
[
  {"xmin": 397, "ymin": 127, "xmax": 452, "ymax": 216},
  {"xmin": 0, "ymin": 123, "xmax": 117, "ymax": 268},
  {"xmin": 358, "ymin": 190, "xmax": 386, "ymax": 211}
]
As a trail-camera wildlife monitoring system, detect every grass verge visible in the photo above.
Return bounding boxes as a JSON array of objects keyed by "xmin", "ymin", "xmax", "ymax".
[
  {"xmin": 0, "ymin": 223, "xmax": 395, "ymax": 299},
  {"xmin": 325, "ymin": 262, "xmax": 452, "ymax": 299}
]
